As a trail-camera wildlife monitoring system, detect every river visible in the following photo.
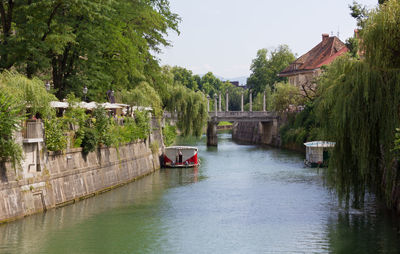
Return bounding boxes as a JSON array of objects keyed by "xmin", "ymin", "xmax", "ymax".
[{"xmin": 1, "ymin": 131, "xmax": 400, "ymax": 253}]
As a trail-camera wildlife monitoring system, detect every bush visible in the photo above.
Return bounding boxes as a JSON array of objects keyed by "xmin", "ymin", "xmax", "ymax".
[
  {"xmin": 44, "ymin": 119, "xmax": 68, "ymax": 152},
  {"xmin": 163, "ymin": 123, "xmax": 177, "ymax": 146},
  {"xmin": 0, "ymin": 91, "xmax": 23, "ymax": 168},
  {"xmin": 92, "ymin": 106, "xmax": 112, "ymax": 145},
  {"xmin": 81, "ymin": 127, "xmax": 98, "ymax": 154}
]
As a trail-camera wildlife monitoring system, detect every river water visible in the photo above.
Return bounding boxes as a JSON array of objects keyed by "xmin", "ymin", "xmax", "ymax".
[{"xmin": 1, "ymin": 132, "xmax": 400, "ymax": 253}]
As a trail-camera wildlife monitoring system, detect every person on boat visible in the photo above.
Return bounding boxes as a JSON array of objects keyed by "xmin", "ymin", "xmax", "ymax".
[{"xmin": 178, "ymin": 150, "xmax": 183, "ymax": 164}]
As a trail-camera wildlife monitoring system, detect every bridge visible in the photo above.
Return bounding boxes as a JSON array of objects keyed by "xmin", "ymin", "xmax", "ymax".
[
  {"xmin": 208, "ymin": 111, "xmax": 277, "ymax": 122},
  {"xmin": 206, "ymin": 92, "xmax": 279, "ymax": 146}
]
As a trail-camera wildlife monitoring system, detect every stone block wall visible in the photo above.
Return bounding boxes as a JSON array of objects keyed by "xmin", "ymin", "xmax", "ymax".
[
  {"xmin": 0, "ymin": 119, "xmax": 163, "ymax": 223},
  {"xmin": 232, "ymin": 119, "xmax": 280, "ymax": 146}
]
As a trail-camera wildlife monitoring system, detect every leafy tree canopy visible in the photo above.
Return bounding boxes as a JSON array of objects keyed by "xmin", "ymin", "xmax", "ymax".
[
  {"xmin": 0, "ymin": 0, "xmax": 180, "ymax": 101},
  {"xmin": 247, "ymin": 45, "xmax": 295, "ymax": 95}
]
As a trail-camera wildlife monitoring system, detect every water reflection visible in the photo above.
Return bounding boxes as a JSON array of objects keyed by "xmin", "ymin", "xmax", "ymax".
[
  {"xmin": 0, "ymin": 132, "xmax": 399, "ymax": 253},
  {"xmin": 327, "ymin": 210, "xmax": 400, "ymax": 253}
]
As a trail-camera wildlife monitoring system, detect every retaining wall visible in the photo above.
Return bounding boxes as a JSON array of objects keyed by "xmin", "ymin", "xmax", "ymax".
[
  {"xmin": 232, "ymin": 120, "xmax": 280, "ymax": 146},
  {"xmin": 0, "ymin": 119, "xmax": 163, "ymax": 223}
]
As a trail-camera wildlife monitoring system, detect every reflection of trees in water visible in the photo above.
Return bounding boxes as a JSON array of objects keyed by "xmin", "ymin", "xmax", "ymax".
[
  {"xmin": 0, "ymin": 172, "xmax": 170, "ymax": 254},
  {"xmin": 161, "ymin": 167, "xmax": 205, "ymax": 186},
  {"xmin": 327, "ymin": 211, "xmax": 400, "ymax": 253}
]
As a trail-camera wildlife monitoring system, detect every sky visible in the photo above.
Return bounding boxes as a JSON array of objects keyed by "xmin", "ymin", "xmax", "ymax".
[{"xmin": 158, "ymin": 0, "xmax": 379, "ymax": 80}]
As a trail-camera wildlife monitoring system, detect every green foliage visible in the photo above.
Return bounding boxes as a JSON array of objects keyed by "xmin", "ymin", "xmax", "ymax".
[
  {"xmin": 132, "ymin": 110, "xmax": 151, "ymax": 140},
  {"xmin": 199, "ymin": 72, "xmax": 223, "ymax": 97},
  {"xmin": 163, "ymin": 123, "xmax": 177, "ymax": 146},
  {"xmin": 280, "ymin": 104, "xmax": 323, "ymax": 147},
  {"xmin": 362, "ymin": 0, "xmax": 400, "ymax": 69},
  {"xmin": 247, "ymin": 45, "xmax": 295, "ymax": 95},
  {"xmin": 116, "ymin": 82, "xmax": 162, "ymax": 116},
  {"xmin": 165, "ymin": 85, "xmax": 208, "ymax": 136},
  {"xmin": 171, "ymin": 66, "xmax": 199, "ymax": 91},
  {"xmin": 349, "ymin": 1, "xmax": 369, "ymax": 27},
  {"xmin": 345, "ymin": 37, "xmax": 360, "ymax": 58},
  {"xmin": 0, "ymin": 90, "xmax": 24, "ymax": 168},
  {"xmin": 218, "ymin": 121, "xmax": 233, "ymax": 126},
  {"xmin": 271, "ymin": 82, "xmax": 303, "ymax": 112},
  {"xmin": 92, "ymin": 106, "xmax": 112, "ymax": 146},
  {"xmin": 315, "ymin": 1, "xmax": 400, "ymax": 208},
  {"xmin": 316, "ymin": 56, "xmax": 400, "ymax": 207},
  {"xmin": 79, "ymin": 108, "xmax": 151, "ymax": 153},
  {"xmin": 81, "ymin": 127, "xmax": 98, "ymax": 154},
  {"xmin": 392, "ymin": 128, "xmax": 400, "ymax": 154},
  {"xmin": 0, "ymin": 71, "xmax": 56, "ymax": 118},
  {"xmin": 0, "ymin": 0, "xmax": 180, "ymax": 101},
  {"xmin": 63, "ymin": 93, "xmax": 88, "ymax": 147},
  {"xmin": 44, "ymin": 118, "xmax": 67, "ymax": 152}
]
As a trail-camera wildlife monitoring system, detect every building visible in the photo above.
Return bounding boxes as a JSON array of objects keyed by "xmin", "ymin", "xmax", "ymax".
[{"xmin": 278, "ymin": 34, "xmax": 348, "ymax": 97}]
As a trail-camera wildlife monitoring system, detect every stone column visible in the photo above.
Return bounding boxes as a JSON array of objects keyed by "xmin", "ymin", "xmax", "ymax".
[
  {"xmin": 241, "ymin": 91, "xmax": 244, "ymax": 112},
  {"xmin": 263, "ymin": 90, "xmax": 266, "ymax": 112},
  {"xmin": 207, "ymin": 95, "xmax": 210, "ymax": 112},
  {"xmin": 214, "ymin": 94, "xmax": 218, "ymax": 117},
  {"xmin": 249, "ymin": 91, "xmax": 253, "ymax": 112},
  {"xmin": 218, "ymin": 93, "xmax": 222, "ymax": 112},
  {"xmin": 207, "ymin": 121, "xmax": 218, "ymax": 146},
  {"xmin": 225, "ymin": 92, "xmax": 229, "ymax": 112}
]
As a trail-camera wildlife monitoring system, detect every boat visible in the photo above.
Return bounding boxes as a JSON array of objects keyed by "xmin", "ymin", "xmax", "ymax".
[
  {"xmin": 162, "ymin": 146, "xmax": 199, "ymax": 168},
  {"xmin": 304, "ymin": 141, "xmax": 335, "ymax": 167}
]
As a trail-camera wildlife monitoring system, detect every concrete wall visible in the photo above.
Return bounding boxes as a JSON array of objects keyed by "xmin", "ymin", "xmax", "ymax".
[
  {"xmin": 232, "ymin": 120, "xmax": 280, "ymax": 146},
  {"xmin": 0, "ymin": 119, "xmax": 163, "ymax": 224}
]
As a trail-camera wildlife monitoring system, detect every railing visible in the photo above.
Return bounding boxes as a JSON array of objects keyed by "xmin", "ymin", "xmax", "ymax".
[
  {"xmin": 23, "ymin": 120, "xmax": 44, "ymax": 139},
  {"xmin": 210, "ymin": 111, "xmax": 275, "ymax": 117}
]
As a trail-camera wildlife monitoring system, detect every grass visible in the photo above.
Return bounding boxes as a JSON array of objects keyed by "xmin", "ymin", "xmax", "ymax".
[{"xmin": 218, "ymin": 121, "xmax": 233, "ymax": 126}]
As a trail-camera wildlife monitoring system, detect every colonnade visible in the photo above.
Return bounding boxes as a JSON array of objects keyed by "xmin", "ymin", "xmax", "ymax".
[{"xmin": 206, "ymin": 91, "xmax": 267, "ymax": 113}]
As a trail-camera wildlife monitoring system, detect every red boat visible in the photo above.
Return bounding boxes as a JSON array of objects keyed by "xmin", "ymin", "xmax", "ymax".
[{"xmin": 162, "ymin": 146, "xmax": 199, "ymax": 168}]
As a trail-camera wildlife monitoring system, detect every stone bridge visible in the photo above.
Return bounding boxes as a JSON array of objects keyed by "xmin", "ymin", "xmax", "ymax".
[
  {"xmin": 206, "ymin": 91, "xmax": 279, "ymax": 146},
  {"xmin": 208, "ymin": 111, "xmax": 277, "ymax": 122}
]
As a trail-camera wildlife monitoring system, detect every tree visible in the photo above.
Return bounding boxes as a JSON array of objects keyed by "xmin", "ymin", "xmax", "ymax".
[
  {"xmin": 271, "ymin": 82, "xmax": 303, "ymax": 112},
  {"xmin": 316, "ymin": 0, "xmax": 400, "ymax": 209},
  {"xmin": 171, "ymin": 66, "xmax": 199, "ymax": 91},
  {"xmin": 200, "ymin": 72, "xmax": 223, "ymax": 97},
  {"xmin": 0, "ymin": 0, "xmax": 180, "ymax": 101},
  {"xmin": 247, "ymin": 45, "xmax": 295, "ymax": 95}
]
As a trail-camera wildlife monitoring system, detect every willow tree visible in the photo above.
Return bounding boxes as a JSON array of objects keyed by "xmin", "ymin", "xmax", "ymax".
[
  {"xmin": 163, "ymin": 85, "xmax": 208, "ymax": 137},
  {"xmin": 0, "ymin": 71, "xmax": 56, "ymax": 118},
  {"xmin": 0, "ymin": 71, "xmax": 56, "ymax": 174},
  {"xmin": 317, "ymin": 0, "xmax": 400, "ymax": 209}
]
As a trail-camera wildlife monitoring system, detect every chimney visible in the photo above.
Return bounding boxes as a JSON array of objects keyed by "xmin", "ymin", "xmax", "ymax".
[
  {"xmin": 354, "ymin": 29, "xmax": 359, "ymax": 39},
  {"xmin": 322, "ymin": 33, "xmax": 329, "ymax": 42}
]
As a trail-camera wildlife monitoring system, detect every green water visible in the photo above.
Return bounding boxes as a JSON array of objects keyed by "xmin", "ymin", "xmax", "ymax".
[{"xmin": 1, "ymin": 132, "xmax": 400, "ymax": 253}]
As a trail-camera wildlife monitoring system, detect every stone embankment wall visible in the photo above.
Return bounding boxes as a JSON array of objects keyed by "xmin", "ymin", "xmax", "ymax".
[
  {"xmin": 0, "ymin": 118, "xmax": 163, "ymax": 223},
  {"xmin": 232, "ymin": 120, "xmax": 280, "ymax": 147}
]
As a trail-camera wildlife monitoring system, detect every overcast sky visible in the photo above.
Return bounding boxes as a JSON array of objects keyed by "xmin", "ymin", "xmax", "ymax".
[{"xmin": 158, "ymin": 0, "xmax": 378, "ymax": 79}]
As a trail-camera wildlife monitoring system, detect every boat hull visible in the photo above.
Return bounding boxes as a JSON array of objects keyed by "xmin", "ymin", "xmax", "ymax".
[{"xmin": 162, "ymin": 146, "xmax": 199, "ymax": 168}]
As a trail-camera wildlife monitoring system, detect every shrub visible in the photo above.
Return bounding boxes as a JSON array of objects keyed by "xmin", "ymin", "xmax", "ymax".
[
  {"xmin": 0, "ymin": 91, "xmax": 24, "ymax": 168},
  {"xmin": 44, "ymin": 118, "xmax": 68, "ymax": 152},
  {"xmin": 163, "ymin": 123, "xmax": 177, "ymax": 146},
  {"xmin": 81, "ymin": 127, "xmax": 98, "ymax": 154}
]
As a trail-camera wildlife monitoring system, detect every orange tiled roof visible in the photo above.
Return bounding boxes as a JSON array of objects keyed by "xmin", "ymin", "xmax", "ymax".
[{"xmin": 279, "ymin": 34, "xmax": 348, "ymax": 77}]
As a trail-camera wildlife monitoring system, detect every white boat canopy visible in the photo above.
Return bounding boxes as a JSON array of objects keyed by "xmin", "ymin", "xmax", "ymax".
[{"xmin": 304, "ymin": 141, "xmax": 336, "ymax": 148}]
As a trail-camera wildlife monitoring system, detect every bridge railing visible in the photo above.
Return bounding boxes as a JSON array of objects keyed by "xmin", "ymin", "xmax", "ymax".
[{"xmin": 208, "ymin": 111, "xmax": 276, "ymax": 118}]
